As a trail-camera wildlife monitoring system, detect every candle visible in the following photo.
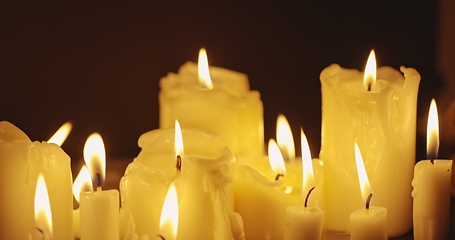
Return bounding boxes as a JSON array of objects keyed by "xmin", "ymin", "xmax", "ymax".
[
  {"xmin": 34, "ymin": 174, "xmax": 53, "ymax": 240},
  {"xmin": 283, "ymin": 128, "xmax": 324, "ymax": 240},
  {"xmin": 234, "ymin": 127, "xmax": 323, "ymax": 239},
  {"xmin": 0, "ymin": 121, "xmax": 73, "ymax": 240},
  {"xmin": 412, "ymin": 99, "xmax": 452, "ymax": 240},
  {"xmin": 80, "ymin": 133, "xmax": 119, "ymax": 240},
  {"xmin": 72, "ymin": 165, "xmax": 93, "ymax": 239},
  {"xmin": 320, "ymin": 50, "xmax": 420, "ymax": 236},
  {"xmin": 350, "ymin": 144, "xmax": 387, "ymax": 240},
  {"xmin": 159, "ymin": 48, "xmax": 264, "ymax": 156},
  {"xmin": 120, "ymin": 126, "xmax": 240, "ymax": 238},
  {"xmin": 158, "ymin": 183, "xmax": 178, "ymax": 240}
]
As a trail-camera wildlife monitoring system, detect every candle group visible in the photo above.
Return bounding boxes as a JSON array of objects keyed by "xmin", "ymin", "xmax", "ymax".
[{"xmin": 3, "ymin": 48, "xmax": 450, "ymax": 240}]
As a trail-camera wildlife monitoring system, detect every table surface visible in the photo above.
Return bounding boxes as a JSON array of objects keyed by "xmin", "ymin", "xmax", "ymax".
[{"xmin": 75, "ymin": 158, "xmax": 455, "ymax": 240}]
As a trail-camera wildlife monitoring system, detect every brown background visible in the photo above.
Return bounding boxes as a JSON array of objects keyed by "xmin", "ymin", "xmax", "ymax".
[{"xmin": 0, "ymin": 1, "xmax": 448, "ymax": 161}]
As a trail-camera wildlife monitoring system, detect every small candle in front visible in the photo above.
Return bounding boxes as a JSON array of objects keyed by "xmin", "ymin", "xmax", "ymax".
[
  {"xmin": 72, "ymin": 165, "xmax": 93, "ymax": 239},
  {"xmin": 34, "ymin": 174, "xmax": 53, "ymax": 240},
  {"xmin": 158, "ymin": 183, "xmax": 179, "ymax": 240},
  {"xmin": 79, "ymin": 133, "xmax": 119, "ymax": 240},
  {"xmin": 412, "ymin": 99, "xmax": 452, "ymax": 240},
  {"xmin": 349, "ymin": 144, "xmax": 387, "ymax": 240},
  {"xmin": 284, "ymin": 128, "xmax": 323, "ymax": 240}
]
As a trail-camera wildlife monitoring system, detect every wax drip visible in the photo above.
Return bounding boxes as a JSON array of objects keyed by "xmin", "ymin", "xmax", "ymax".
[
  {"xmin": 275, "ymin": 173, "xmax": 284, "ymax": 181},
  {"xmin": 156, "ymin": 234, "xmax": 165, "ymax": 240},
  {"xmin": 176, "ymin": 155, "xmax": 182, "ymax": 171},
  {"xmin": 366, "ymin": 193, "xmax": 373, "ymax": 210},
  {"xmin": 304, "ymin": 186, "xmax": 315, "ymax": 208}
]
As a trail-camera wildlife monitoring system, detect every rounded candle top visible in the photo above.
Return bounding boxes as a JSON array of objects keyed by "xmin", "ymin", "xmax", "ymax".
[{"xmin": 0, "ymin": 121, "xmax": 31, "ymax": 142}]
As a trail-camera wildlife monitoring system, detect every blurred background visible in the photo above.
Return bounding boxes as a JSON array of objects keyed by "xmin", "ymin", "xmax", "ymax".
[{"xmin": 1, "ymin": 0, "xmax": 454, "ymax": 163}]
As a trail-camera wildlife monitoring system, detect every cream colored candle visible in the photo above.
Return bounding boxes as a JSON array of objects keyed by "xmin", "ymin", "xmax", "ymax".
[
  {"xmin": 159, "ymin": 48, "xmax": 264, "ymax": 156},
  {"xmin": 320, "ymin": 50, "xmax": 420, "ymax": 236},
  {"xmin": 120, "ymin": 126, "xmax": 240, "ymax": 239},
  {"xmin": 412, "ymin": 99, "xmax": 452, "ymax": 240},
  {"xmin": 0, "ymin": 121, "xmax": 73, "ymax": 240},
  {"xmin": 349, "ymin": 144, "xmax": 387, "ymax": 240},
  {"xmin": 283, "ymin": 129, "xmax": 323, "ymax": 240},
  {"xmin": 79, "ymin": 133, "xmax": 119, "ymax": 240},
  {"xmin": 72, "ymin": 165, "xmax": 93, "ymax": 239}
]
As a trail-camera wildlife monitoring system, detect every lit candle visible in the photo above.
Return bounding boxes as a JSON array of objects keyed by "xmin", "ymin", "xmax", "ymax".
[
  {"xmin": 159, "ymin": 48, "xmax": 264, "ymax": 155},
  {"xmin": 72, "ymin": 165, "xmax": 93, "ymax": 239},
  {"xmin": 284, "ymin": 128, "xmax": 323, "ymax": 240},
  {"xmin": 412, "ymin": 99, "xmax": 452, "ymax": 240},
  {"xmin": 120, "ymin": 125, "xmax": 239, "ymax": 238},
  {"xmin": 320, "ymin": 50, "xmax": 420, "ymax": 236},
  {"xmin": 157, "ymin": 183, "xmax": 179, "ymax": 240},
  {"xmin": 349, "ymin": 144, "xmax": 387, "ymax": 240},
  {"xmin": 80, "ymin": 133, "xmax": 119, "ymax": 240},
  {"xmin": 34, "ymin": 174, "xmax": 53, "ymax": 240},
  {"xmin": 0, "ymin": 121, "xmax": 73, "ymax": 240}
]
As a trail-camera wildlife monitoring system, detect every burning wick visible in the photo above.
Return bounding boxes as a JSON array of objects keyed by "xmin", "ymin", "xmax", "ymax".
[
  {"xmin": 96, "ymin": 171, "xmax": 102, "ymax": 190},
  {"xmin": 275, "ymin": 173, "xmax": 284, "ymax": 181},
  {"xmin": 367, "ymin": 84, "xmax": 372, "ymax": 92},
  {"xmin": 304, "ymin": 186, "xmax": 315, "ymax": 208},
  {"xmin": 176, "ymin": 155, "xmax": 182, "ymax": 172},
  {"xmin": 366, "ymin": 193, "xmax": 373, "ymax": 210},
  {"xmin": 157, "ymin": 234, "xmax": 166, "ymax": 240}
]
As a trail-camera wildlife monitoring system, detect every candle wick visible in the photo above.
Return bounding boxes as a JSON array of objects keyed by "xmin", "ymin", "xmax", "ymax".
[
  {"xmin": 304, "ymin": 186, "xmax": 315, "ymax": 208},
  {"xmin": 367, "ymin": 83, "xmax": 372, "ymax": 92},
  {"xmin": 176, "ymin": 155, "xmax": 182, "ymax": 172},
  {"xmin": 366, "ymin": 193, "xmax": 373, "ymax": 210},
  {"xmin": 275, "ymin": 173, "xmax": 284, "ymax": 181},
  {"xmin": 156, "ymin": 234, "xmax": 166, "ymax": 240},
  {"xmin": 96, "ymin": 171, "xmax": 102, "ymax": 189}
]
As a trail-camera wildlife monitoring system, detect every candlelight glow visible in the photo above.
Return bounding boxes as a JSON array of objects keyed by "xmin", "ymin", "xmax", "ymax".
[
  {"xmin": 175, "ymin": 120, "xmax": 184, "ymax": 157},
  {"xmin": 301, "ymin": 128, "xmax": 315, "ymax": 191},
  {"xmin": 354, "ymin": 143, "xmax": 372, "ymax": 202},
  {"xmin": 159, "ymin": 183, "xmax": 179, "ymax": 240},
  {"xmin": 427, "ymin": 98, "xmax": 439, "ymax": 158},
  {"xmin": 34, "ymin": 174, "xmax": 53, "ymax": 238},
  {"xmin": 363, "ymin": 50, "xmax": 377, "ymax": 91},
  {"xmin": 276, "ymin": 114, "xmax": 295, "ymax": 161},
  {"xmin": 198, "ymin": 48, "xmax": 214, "ymax": 89},
  {"xmin": 268, "ymin": 139, "xmax": 286, "ymax": 177},
  {"xmin": 72, "ymin": 165, "xmax": 94, "ymax": 203},
  {"xmin": 83, "ymin": 133, "xmax": 106, "ymax": 188},
  {"xmin": 47, "ymin": 122, "xmax": 72, "ymax": 146}
]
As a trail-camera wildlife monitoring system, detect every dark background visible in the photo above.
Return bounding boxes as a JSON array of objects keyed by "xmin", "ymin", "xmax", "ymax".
[{"xmin": 0, "ymin": 1, "xmax": 445, "ymax": 162}]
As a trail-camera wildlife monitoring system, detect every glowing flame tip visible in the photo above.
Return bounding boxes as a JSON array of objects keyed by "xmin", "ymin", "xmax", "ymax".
[{"xmin": 198, "ymin": 48, "xmax": 214, "ymax": 89}]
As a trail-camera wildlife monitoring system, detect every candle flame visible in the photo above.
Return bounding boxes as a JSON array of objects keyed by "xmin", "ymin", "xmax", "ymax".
[
  {"xmin": 268, "ymin": 139, "xmax": 286, "ymax": 177},
  {"xmin": 83, "ymin": 133, "xmax": 106, "ymax": 188},
  {"xmin": 175, "ymin": 120, "xmax": 184, "ymax": 157},
  {"xmin": 159, "ymin": 183, "xmax": 179, "ymax": 239},
  {"xmin": 301, "ymin": 128, "xmax": 314, "ymax": 192},
  {"xmin": 198, "ymin": 48, "xmax": 214, "ymax": 89},
  {"xmin": 363, "ymin": 50, "xmax": 377, "ymax": 91},
  {"xmin": 47, "ymin": 122, "xmax": 72, "ymax": 146},
  {"xmin": 72, "ymin": 165, "xmax": 94, "ymax": 203},
  {"xmin": 354, "ymin": 143, "xmax": 372, "ymax": 203},
  {"xmin": 276, "ymin": 114, "xmax": 295, "ymax": 161},
  {"xmin": 34, "ymin": 174, "xmax": 53, "ymax": 238},
  {"xmin": 427, "ymin": 99, "xmax": 439, "ymax": 159}
]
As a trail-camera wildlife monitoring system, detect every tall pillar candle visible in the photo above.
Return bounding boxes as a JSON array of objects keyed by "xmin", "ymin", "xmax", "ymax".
[
  {"xmin": 120, "ymin": 127, "xmax": 239, "ymax": 238},
  {"xmin": 412, "ymin": 99, "xmax": 452, "ymax": 240},
  {"xmin": 319, "ymin": 51, "xmax": 420, "ymax": 236},
  {"xmin": 0, "ymin": 121, "xmax": 73, "ymax": 240},
  {"xmin": 159, "ymin": 49, "xmax": 264, "ymax": 156}
]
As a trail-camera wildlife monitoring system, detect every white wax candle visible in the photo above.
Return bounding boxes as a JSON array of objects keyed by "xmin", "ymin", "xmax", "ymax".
[
  {"xmin": 80, "ymin": 188, "xmax": 119, "ymax": 240},
  {"xmin": 350, "ymin": 206, "xmax": 387, "ymax": 240},
  {"xmin": 284, "ymin": 205, "xmax": 323, "ymax": 240},
  {"xmin": 159, "ymin": 49, "xmax": 264, "ymax": 156},
  {"xmin": 0, "ymin": 121, "xmax": 73, "ymax": 240},
  {"xmin": 320, "ymin": 52, "xmax": 420, "ymax": 236},
  {"xmin": 120, "ymin": 127, "xmax": 238, "ymax": 239},
  {"xmin": 412, "ymin": 159, "xmax": 452, "ymax": 240}
]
